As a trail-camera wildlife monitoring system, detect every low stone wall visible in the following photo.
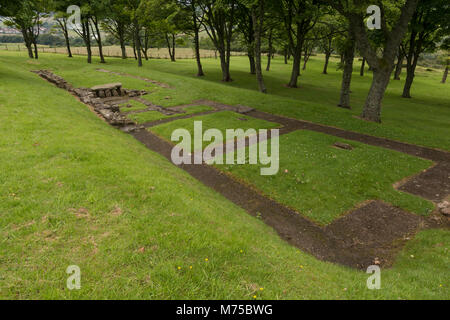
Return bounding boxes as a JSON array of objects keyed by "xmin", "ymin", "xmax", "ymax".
[{"xmin": 32, "ymin": 70, "xmax": 147, "ymax": 130}]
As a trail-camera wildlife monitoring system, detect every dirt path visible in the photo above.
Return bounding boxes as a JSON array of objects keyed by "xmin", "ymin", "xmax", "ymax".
[{"xmin": 34, "ymin": 72, "xmax": 450, "ymax": 269}]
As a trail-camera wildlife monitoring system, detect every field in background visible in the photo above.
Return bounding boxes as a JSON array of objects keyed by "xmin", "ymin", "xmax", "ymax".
[{"xmin": 0, "ymin": 43, "xmax": 246, "ymax": 59}]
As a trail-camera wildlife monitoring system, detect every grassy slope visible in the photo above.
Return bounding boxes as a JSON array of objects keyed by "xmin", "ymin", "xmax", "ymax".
[{"xmin": 0, "ymin": 52, "xmax": 449, "ymax": 299}]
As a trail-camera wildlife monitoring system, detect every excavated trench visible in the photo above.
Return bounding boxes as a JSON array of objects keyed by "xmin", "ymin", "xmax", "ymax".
[{"xmin": 33, "ymin": 70, "xmax": 450, "ymax": 269}]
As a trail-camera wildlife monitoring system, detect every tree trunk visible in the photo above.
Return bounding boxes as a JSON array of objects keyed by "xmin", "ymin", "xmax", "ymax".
[
  {"xmin": 266, "ymin": 52, "xmax": 272, "ymax": 71},
  {"xmin": 288, "ymin": 47, "xmax": 302, "ymax": 88},
  {"xmin": 248, "ymin": 53, "xmax": 256, "ymax": 74},
  {"xmin": 284, "ymin": 48, "xmax": 288, "ymax": 64},
  {"xmin": 134, "ymin": 21, "xmax": 142, "ymax": 67},
  {"xmin": 26, "ymin": 42, "xmax": 34, "ymax": 59},
  {"xmin": 266, "ymin": 29, "xmax": 273, "ymax": 71},
  {"xmin": 33, "ymin": 41, "xmax": 38, "ymax": 59},
  {"xmin": 360, "ymin": 57, "xmax": 365, "ymax": 76},
  {"xmin": 142, "ymin": 47, "xmax": 149, "ymax": 60},
  {"xmin": 62, "ymin": 20, "xmax": 72, "ymax": 58},
  {"xmin": 172, "ymin": 34, "xmax": 176, "ymax": 62},
  {"xmin": 442, "ymin": 60, "xmax": 449, "ymax": 84},
  {"xmin": 81, "ymin": 20, "xmax": 92, "ymax": 64},
  {"xmin": 402, "ymin": 64, "xmax": 415, "ymax": 98},
  {"xmin": 21, "ymin": 29, "xmax": 34, "ymax": 59},
  {"xmin": 394, "ymin": 53, "xmax": 404, "ymax": 80},
  {"xmin": 323, "ymin": 52, "xmax": 330, "ymax": 74},
  {"xmin": 191, "ymin": 1, "xmax": 204, "ymax": 76},
  {"xmin": 362, "ymin": 68, "xmax": 392, "ymax": 123},
  {"xmin": 120, "ymin": 38, "xmax": 127, "ymax": 59},
  {"xmin": 166, "ymin": 34, "xmax": 176, "ymax": 62},
  {"xmin": 94, "ymin": 20, "xmax": 106, "ymax": 63},
  {"xmin": 219, "ymin": 49, "xmax": 231, "ymax": 82},
  {"xmin": 338, "ymin": 38, "xmax": 355, "ymax": 109},
  {"xmin": 132, "ymin": 39, "xmax": 137, "ymax": 60},
  {"xmin": 252, "ymin": 1, "xmax": 267, "ymax": 93},
  {"xmin": 194, "ymin": 27, "xmax": 204, "ymax": 76}
]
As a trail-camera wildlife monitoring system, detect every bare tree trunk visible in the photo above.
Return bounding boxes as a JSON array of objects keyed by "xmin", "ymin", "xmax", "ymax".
[
  {"xmin": 402, "ymin": 58, "xmax": 419, "ymax": 98},
  {"xmin": 338, "ymin": 38, "xmax": 355, "ymax": 109},
  {"xmin": 134, "ymin": 21, "xmax": 142, "ymax": 67},
  {"xmin": 266, "ymin": 29, "xmax": 273, "ymax": 71},
  {"xmin": 252, "ymin": 0, "xmax": 267, "ymax": 93},
  {"xmin": 288, "ymin": 47, "xmax": 302, "ymax": 88},
  {"xmin": 194, "ymin": 29, "xmax": 204, "ymax": 75},
  {"xmin": 360, "ymin": 57, "xmax": 365, "ymax": 76},
  {"xmin": 394, "ymin": 52, "xmax": 404, "ymax": 80},
  {"xmin": 33, "ymin": 39, "xmax": 38, "ymax": 59},
  {"xmin": 442, "ymin": 60, "xmax": 449, "ymax": 84},
  {"xmin": 362, "ymin": 67, "xmax": 392, "ymax": 122},
  {"xmin": 90, "ymin": 17, "xmax": 105, "ymax": 63},
  {"xmin": 120, "ymin": 38, "xmax": 127, "ymax": 59},
  {"xmin": 83, "ymin": 20, "xmax": 92, "ymax": 64},
  {"xmin": 172, "ymin": 34, "xmax": 176, "ymax": 62},
  {"xmin": 132, "ymin": 39, "xmax": 137, "ymax": 60},
  {"xmin": 284, "ymin": 48, "xmax": 288, "ymax": 64},
  {"xmin": 323, "ymin": 52, "xmax": 330, "ymax": 74},
  {"xmin": 21, "ymin": 29, "xmax": 34, "ymax": 59},
  {"xmin": 340, "ymin": 0, "xmax": 420, "ymax": 122},
  {"xmin": 219, "ymin": 49, "xmax": 232, "ymax": 81},
  {"xmin": 402, "ymin": 31, "xmax": 422, "ymax": 98},
  {"xmin": 248, "ymin": 53, "xmax": 256, "ymax": 74},
  {"xmin": 142, "ymin": 47, "xmax": 149, "ymax": 60},
  {"xmin": 26, "ymin": 42, "xmax": 34, "ymax": 59},
  {"xmin": 118, "ymin": 23, "xmax": 126, "ymax": 59},
  {"xmin": 58, "ymin": 19, "xmax": 72, "ymax": 58}
]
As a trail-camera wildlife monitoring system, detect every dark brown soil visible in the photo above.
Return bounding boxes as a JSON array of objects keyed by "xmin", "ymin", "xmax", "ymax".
[
  {"xmin": 132, "ymin": 129, "xmax": 437, "ymax": 269},
  {"xmin": 398, "ymin": 162, "xmax": 450, "ymax": 202}
]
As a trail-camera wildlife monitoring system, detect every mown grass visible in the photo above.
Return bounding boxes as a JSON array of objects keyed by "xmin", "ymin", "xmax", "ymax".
[
  {"xmin": 127, "ymin": 105, "xmax": 214, "ymax": 124},
  {"xmin": 2, "ymin": 50, "xmax": 448, "ymax": 151},
  {"xmin": 0, "ymin": 51, "xmax": 448, "ymax": 300},
  {"xmin": 150, "ymin": 111, "xmax": 280, "ymax": 151},
  {"xmin": 217, "ymin": 130, "xmax": 433, "ymax": 225},
  {"xmin": 119, "ymin": 100, "xmax": 150, "ymax": 113}
]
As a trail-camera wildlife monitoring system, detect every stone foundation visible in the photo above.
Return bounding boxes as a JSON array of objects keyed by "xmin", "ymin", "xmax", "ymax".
[{"xmin": 32, "ymin": 70, "xmax": 148, "ymax": 130}]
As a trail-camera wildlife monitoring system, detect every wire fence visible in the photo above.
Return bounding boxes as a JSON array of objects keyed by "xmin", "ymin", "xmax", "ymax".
[{"xmin": 0, "ymin": 44, "xmax": 247, "ymax": 59}]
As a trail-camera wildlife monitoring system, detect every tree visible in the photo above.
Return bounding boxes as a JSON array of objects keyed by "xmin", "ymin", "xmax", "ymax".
[
  {"xmin": 89, "ymin": 0, "xmax": 109, "ymax": 64},
  {"xmin": 251, "ymin": 0, "xmax": 267, "ymax": 93},
  {"xmin": 327, "ymin": 0, "xmax": 420, "ymax": 123},
  {"xmin": 337, "ymin": 30, "xmax": 355, "ymax": 109},
  {"xmin": 178, "ymin": 0, "xmax": 205, "ymax": 76},
  {"xmin": 102, "ymin": 0, "xmax": 131, "ymax": 59},
  {"xmin": 440, "ymin": 38, "xmax": 450, "ymax": 84},
  {"xmin": 125, "ymin": 0, "xmax": 144, "ymax": 67},
  {"xmin": 316, "ymin": 17, "xmax": 345, "ymax": 74},
  {"xmin": 53, "ymin": 0, "xmax": 74, "ymax": 58},
  {"xmin": 200, "ymin": 0, "xmax": 237, "ymax": 82},
  {"xmin": 71, "ymin": 0, "xmax": 94, "ymax": 63},
  {"xmin": 402, "ymin": 0, "xmax": 449, "ymax": 98},
  {"xmin": 236, "ymin": 3, "xmax": 256, "ymax": 74},
  {"xmin": 275, "ymin": 0, "xmax": 320, "ymax": 88},
  {"xmin": 3, "ymin": 0, "xmax": 50, "ymax": 59}
]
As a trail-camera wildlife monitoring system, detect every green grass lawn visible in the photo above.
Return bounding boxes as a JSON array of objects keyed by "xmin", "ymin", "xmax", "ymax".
[
  {"xmin": 150, "ymin": 111, "xmax": 280, "ymax": 151},
  {"xmin": 1, "ymin": 50, "xmax": 448, "ymax": 150},
  {"xmin": 0, "ymin": 51, "xmax": 449, "ymax": 299},
  {"xmin": 127, "ymin": 105, "xmax": 214, "ymax": 124},
  {"xmin": 119, "ymin": 100, "xmax": 151, "ymax": 113},
  {"xmin": 217, "ymin": 130, "xmax": 434, "ymax": 225}
]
